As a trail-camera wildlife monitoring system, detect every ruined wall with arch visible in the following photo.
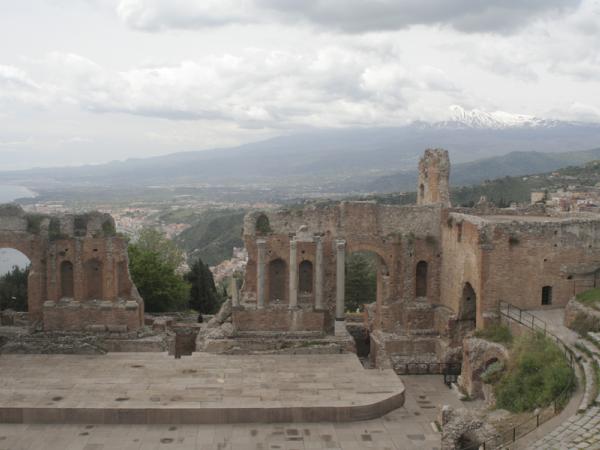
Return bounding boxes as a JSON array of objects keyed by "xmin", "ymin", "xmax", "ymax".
[{"xmin": 0, "ymin": 204, "xmax": 143, "ymax": 331}]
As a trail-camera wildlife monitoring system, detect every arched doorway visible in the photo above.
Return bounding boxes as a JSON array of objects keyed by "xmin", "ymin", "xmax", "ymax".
[
  {"xmin": 0, "ymin": 248, "xmax": 31, "ymax": 312},
  {"xmin": 345, "ymin": 251, "xmax": 389, "ymax": 313},
  {"xmin": 459, "ymin": 282, "xmax": 477, "ymax": 331},
  {"xmin": 60, "ymin": 261, "xmax": 74, "ymax": 298},
  {"xmin": 84, "ymin": 259, "xmax": 103, "ymax": 300},
  {"xmin": 298, "ymin": 260, "xmax": 314, "ymax": 305},
  {"xmin": 416, "ymin": 261, "xmax": 428, "ymax": 298},
  {"xmin": 268, "ymin": 258, "xmax": 287, "ymax": 305}
]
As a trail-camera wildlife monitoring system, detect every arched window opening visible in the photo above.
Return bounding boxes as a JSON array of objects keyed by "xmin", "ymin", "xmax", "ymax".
[
  {"xmin": 256, "ymin": 214, "xmax": 271, "ymax": 235},
  {"xmin": 416, "ymin": 261, "xmax": 428, "ymax": 297},
  {"xmin": 0, "ymin": 248, "xmax": 31, "ymax": 312},
  {"xmin": 84, "ymin": 259, "xmax": 103, "ymax": 300},
  {"xmin": 60, "ymin": 261, "xmax": 74, "ymax": 298},
  {"xmin": 419, "ymin": 183, "xmax": 425, "ymax": 200},
  {"xmin": 460, "ymin": 282, "xmax": 477, "ymax": 322},
  {"xmin": 298, "ymin": 260, "xmax": 313, "ymax": 294},
  {"xmin": 542, "ymin": 286, "xmax": 553, "ymax": 305},
  {"xmin": 268, "ymin": 258, "xmax": 286, "ymax": 304}
]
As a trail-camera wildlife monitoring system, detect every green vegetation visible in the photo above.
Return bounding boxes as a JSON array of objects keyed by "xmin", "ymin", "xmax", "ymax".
[
  {"xmin": 255, "ymin": 214, "xmax": 272, "ymax": 235},
  {"xmin": 576, "ymin": 288, "xmax": 600, "ymax": 311},
  {"xmin": 494, "ymin": 333, "xmax": 575, "ymax": 412},
  {"xmin": 186, "ymin": 258, "xmax": 223, "ymax": 314},
  {"xmin": 128, "ymin": 229, "xmax": 189, "ymax": 313},
  {"xmin": 570, "ymin": 312, "xmax": 600, "ymax": 335},
  {"xmin": 474, "ymin": 323, "xmax": 513, "ymax": 346},
  {"xmin": 345, "ymin": 252, "xmax": 376, "ymax": 313},
  {"xmin": 102, "ymin": 220, "xmax": 116, "ymax": 237},
  {"xmin": 481, "ymin": 361, "xmax": 504, "ymax": 384},
  {"xmin": 26, "ymin": 214, "xmax": 46, "ymax": 234},
  {"xmin": 175, "ymin": 209, "xmax": 245, "ymax": 266},
  {"xmin": 0, "ymin": 266, "xmax": 29, "ymax": 311},
  {"xmin": 135, "ymin": 228, "xmax": 186, "ymax": 270}
]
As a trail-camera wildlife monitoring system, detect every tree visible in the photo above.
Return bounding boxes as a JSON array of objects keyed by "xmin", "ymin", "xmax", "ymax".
[
  {"xmin": 134, "ymin": 228, "xmax": 186, "ymax": 270},
  {"xmin": 128, "ymin": 233, "xmax": 189, "ymax": 313},
  {"xmin": 345, "ymin": 253, "xmax": 376, "ymax": 313},
  {"xmin": 186, "ymin": 258, "xmax": 221, "ymax": 314},
  {"xmin": 0, "ymin": 265, "xmax": 29, "ymax": 311}
]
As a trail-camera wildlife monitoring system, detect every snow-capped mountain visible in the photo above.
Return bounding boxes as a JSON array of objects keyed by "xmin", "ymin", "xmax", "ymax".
[{"xmin": 442, "ymin": 105, "xmax": 560, "ymax": 129}]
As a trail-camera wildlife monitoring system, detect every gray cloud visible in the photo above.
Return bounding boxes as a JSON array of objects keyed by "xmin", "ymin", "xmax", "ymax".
[{"xmin": 118, "ymin": 0, "xmax": 581, "ymax": 33}]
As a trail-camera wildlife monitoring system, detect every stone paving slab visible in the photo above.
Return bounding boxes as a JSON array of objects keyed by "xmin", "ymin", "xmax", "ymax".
[
  {"xmin": 0, "ymin": 375, "xmax": 460, "ymax": 449},
  {"xmin": 0, "ymin": 353, "xmax": 405, "ymax": 424}
]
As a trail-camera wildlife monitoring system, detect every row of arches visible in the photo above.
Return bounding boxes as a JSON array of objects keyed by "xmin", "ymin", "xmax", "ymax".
[{"xmin": 265, "ymin": 256, "xmax": 431, "ymax": 306}]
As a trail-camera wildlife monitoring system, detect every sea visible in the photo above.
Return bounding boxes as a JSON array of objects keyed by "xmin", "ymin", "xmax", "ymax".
[{"xmin": 0, "ymin": 185, "xmax": 37, "ymax": 274}]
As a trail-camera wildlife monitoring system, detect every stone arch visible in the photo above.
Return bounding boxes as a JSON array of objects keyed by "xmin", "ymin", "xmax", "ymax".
[
  {"xmin": 0, "ymin": 247, "xmax": 31, "ymax": 311},
  {"xmin": 84, "ymin": 258, "xmax": 103, "ymax": 300},
  {"xmin": 344, "ymin": 244, "xmax": 391, "ymax": 314},
  {"xmin": 416, "ymin": 260, "xmax": 428, "ymax": 297},
  {"xmin": 459, "ymin": 282, "xmax": 477, "ymax": 323},
  {"xmin": 255, "ymin": 214, "xmax": 271, "ymax": 235},
  {"xmin": 298, "ymin": 260, "xmax": 313, "ymax": 294},
  {"xmin": 60, "ymin": 260, "xmax": 74, "ymax": 299},
  {"xmin": 268, "ymin": 258, "xmax": 287, "ymax": 305}
]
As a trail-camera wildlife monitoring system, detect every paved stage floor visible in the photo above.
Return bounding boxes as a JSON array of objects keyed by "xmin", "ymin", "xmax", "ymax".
[
  {"xmin": 0, "ymin": 375, "xmax": 461, "ymax": 450},
  {"xmin": 0, "ymin": 353, "xmax": 404, "ymax": 424}
]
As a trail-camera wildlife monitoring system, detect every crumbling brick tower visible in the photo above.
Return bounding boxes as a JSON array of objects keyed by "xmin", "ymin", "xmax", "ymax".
[{"xmin": 417, "ymin": 148, "xmax": 451, "ymax": 207}]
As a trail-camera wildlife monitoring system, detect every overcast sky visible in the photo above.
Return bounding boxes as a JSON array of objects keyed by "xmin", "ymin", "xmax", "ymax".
[{"xmin": 0, "ymin": 0, "xmax": 599, "ymax": 170}]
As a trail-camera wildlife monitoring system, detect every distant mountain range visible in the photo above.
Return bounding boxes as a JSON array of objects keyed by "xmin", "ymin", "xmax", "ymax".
[
  {"xmin": 2, "ymin": 112, "xmax": 600, "ymax": 196},
  {"xmin": 366, "ymin": 147, "xmax": 600, "ymax": 193}
]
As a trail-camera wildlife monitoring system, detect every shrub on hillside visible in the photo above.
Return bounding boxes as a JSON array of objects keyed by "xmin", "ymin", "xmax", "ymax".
[
  {"xmin": 474, "ymin": 323, "xmax": 513, "ymax": 345},
  {"xmin": 494, "ymin": 332, "xmax": 574, "ymax": 412}
]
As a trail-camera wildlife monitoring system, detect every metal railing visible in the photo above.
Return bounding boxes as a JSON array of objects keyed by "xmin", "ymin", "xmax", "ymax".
[{"xmin": 459, "ymin": 301, "xmax": 577, "ymax": 450}]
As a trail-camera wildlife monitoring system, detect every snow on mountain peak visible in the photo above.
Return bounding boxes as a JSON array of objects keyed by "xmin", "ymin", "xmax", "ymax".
[{"xmin": 445, "ymin": 105, "xmax": 553, "ymax": 129}]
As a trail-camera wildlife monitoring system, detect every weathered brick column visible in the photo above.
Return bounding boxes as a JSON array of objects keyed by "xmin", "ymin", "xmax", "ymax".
[
  {"xmin": 256, "ymin": 239, "xmax": 267, "ymax": 309},
  {"xmin": 315, "ymin": 236, "xmax": 324, "ymax": 310},
  {"xmin": 336, "ymin": 239, "xmax": 346, "ymax": 334},
  {"xmin": 289, "ymin": 238, "xmax": 298, "ymax": 309}
]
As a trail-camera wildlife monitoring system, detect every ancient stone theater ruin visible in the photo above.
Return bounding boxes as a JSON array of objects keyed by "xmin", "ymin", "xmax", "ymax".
[
  {"xmin": 233, "ymin": 149, "xmax": 600, "ymax": 369},
  {"xmin": 0, "ymin": 204, "xmax": 143, "ymax": 331}
]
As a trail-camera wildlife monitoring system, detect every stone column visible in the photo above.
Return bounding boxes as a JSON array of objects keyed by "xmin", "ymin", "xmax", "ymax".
[
  {"xmin": 315, "ymin": 236, "xmax": 324, "ymax": 310},
  {"xmin": 335, "ymin": 240, "xmax": 346, "ymax": 331},
  {"xmin": 256, "ymin": 239, "xmax": 267, "ymax": 309},
  {"xmin": 289, "ymin": 238, "xmax": 298, "ymax": 309}
]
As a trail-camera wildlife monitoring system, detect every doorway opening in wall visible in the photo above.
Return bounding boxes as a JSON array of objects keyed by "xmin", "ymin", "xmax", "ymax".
[
  {"xmin": 416, "ymin": 261, "xmax": 428, "ymax": 298},
  {"xmin": 345, "ymin": 252, "xmax": 377, "ymax": 314},
  {"xmin": 268, "ymin": 258, "xmax": 287, "ymax": 305},
  {"xmin": 458, "ymin": 282, "xmax": 477, "ymax": 334},
  {"xmin": 541, "ymin": 286, "xmax": 553, "ymax": 305},
  {"xmin": 298, "ymin": 260, "xmax": 314, "ymax": 306},
  {"xmin": 345, "ymin": 251, "xmax": 389, "ymax": 365},
  {"xmin": 0, "ymin": 248, "xmax": 31, "ymax": 313}
]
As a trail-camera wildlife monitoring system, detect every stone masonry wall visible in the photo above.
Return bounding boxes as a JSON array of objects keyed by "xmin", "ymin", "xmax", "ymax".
[{"xmin": 0, "ymin": 204, "xmax": 143, "ymax": 331}]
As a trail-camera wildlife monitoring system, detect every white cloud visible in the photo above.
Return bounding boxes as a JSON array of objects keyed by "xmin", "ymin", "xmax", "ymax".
[
  {"xmin": 8, "ymin": 46, "xmax": 467, "ymax": 129},
  {"xmin": 117, "ymin": 0, "xmax": 582, "ymax": 34}
]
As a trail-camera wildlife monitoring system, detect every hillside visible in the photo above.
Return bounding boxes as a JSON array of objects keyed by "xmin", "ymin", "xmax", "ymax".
[
  {"xmin": 2, "ymin": 121, "xmax": 600, "ymax": 195},
  {"xmin": 366, "ymin": 148, "xmax": 600, "ymax": 193},
  {"xmin": 171, "ymin": 209, "xmax": 246, "ymax": 266}
]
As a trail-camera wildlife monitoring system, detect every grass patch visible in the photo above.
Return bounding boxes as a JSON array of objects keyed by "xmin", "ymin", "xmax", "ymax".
[
  {"xmin": 577, "ymin": 288, "xmax": 600, "ymax": 311},
  {"xmin": 474, "ymin": 323, "xmax": 513, "ymax": 346},
  {"xmin": 570, "ymin": 312, "xmax": 600, "ymax": 336},
  {"xmin": 494, "ymin": 332, "xmax": 575, "ymax": 413}
]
